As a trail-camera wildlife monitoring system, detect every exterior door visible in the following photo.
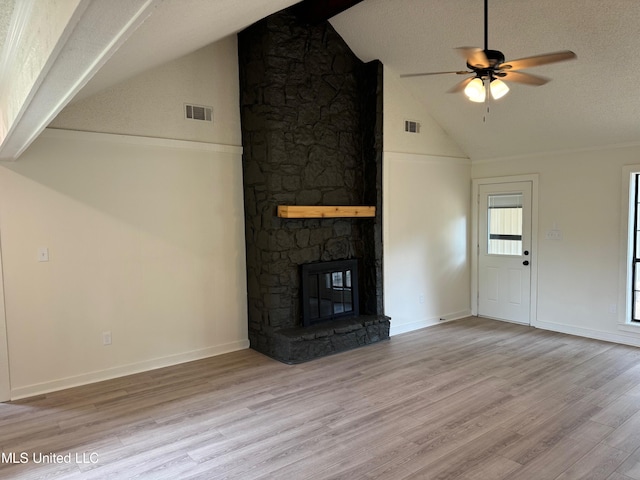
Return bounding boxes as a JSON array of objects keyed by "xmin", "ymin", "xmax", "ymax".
[{"xmin": 478, "ymin": 181, "xmax": 532, "ymax": 324}]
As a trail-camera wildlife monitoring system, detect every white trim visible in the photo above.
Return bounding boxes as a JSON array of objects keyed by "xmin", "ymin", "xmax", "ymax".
[
  {"xmin": 617, "ymin": 323, "xmax": 640, "ymax": 335},
  {"xmin": 473, "ymin": 141, "xmax": 640, "ymax": 165},
  {"xmin": 471, "ymin": 174, "xmax": 539, "ymax": 327},
  {"xmin": 390, "ymin": 310, "xmax": 471, "ymax": 336},
  {"xmin": 478, "ymin": 314, "xmax": 529, "ymax": 326},
  {"xmin": 383, "ymin": 150, "xmax": 471, "ymax": 165},
  {"xmin": 383, "ymin": 151, "xmax": 390, "ymax": 320},
  {"xmin": 10, "ymin": 339, "xmax": 250, "ymax": 400},
  {"xmin": 40, "ymin": 128, "xmax": 244, "ymax": 155},
  {"xmin": 536, "ymin": 320, "xmax": 640, "ymax": 349},
  {"xmin": 617, "ymin": 164, "xmax": 640, "ymax": 330}
]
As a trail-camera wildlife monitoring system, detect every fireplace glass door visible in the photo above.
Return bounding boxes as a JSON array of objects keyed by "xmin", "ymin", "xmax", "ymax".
[{"xmin": 301, "ymin": 259, "xmax": 359, "ymax": 326}]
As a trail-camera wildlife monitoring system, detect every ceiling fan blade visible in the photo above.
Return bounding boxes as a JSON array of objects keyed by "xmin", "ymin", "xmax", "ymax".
[
  {"xmin": 456, "ymin": 47, "xmax": 489, "ymax": 68},
  {"xmin": 400, "ymin": 71, "xmax": 471, "ymax": 78},
  {"xmin": 500, "ymin": 71, "xmax": 550, "ymax": 86},
  {"xmin": 499, "ymin": 50, "xmax": 577, "ymax": 71},
  {"xmin": 447, "ymin": 77, "xmax": 474, "ymax": 93}
]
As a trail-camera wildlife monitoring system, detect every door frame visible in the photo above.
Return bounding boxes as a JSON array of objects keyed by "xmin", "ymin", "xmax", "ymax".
[{"xmin": 472, "ymin": 174, "xmax": 539, "ymax": 326}]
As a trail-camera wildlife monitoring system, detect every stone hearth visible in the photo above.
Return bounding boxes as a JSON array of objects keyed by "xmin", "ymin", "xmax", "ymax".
[
  {"xmin": 272, "ymin": 315, "xmax": 390, "ymax": 364},
  {"xmin": 238, "ymin": 6, "xmax": 389, "ymax": 363}
]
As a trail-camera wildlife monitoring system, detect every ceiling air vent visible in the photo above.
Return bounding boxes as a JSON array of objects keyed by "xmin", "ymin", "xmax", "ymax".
[
  {"xmin": 404, "ymin": 120, "xmax": 420, "ymax": 133},
  {"xmin": 185, "ymin": 104, "xmax": 213, "ymax": 122}
]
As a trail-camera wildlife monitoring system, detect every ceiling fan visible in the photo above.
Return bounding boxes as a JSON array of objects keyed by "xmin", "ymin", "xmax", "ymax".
[{"xmin": 401, "ymin": 0, "xmax": 577, "ymax": 102}]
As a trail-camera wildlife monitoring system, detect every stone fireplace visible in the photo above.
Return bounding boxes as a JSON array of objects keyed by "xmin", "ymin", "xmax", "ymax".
[{"xmin": 238, "ymin": 6, "xmax": 390, "ymax": 364}]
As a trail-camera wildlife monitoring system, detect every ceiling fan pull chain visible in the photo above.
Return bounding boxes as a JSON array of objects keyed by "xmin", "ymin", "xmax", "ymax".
[{"xmin": 484, "ymin": 86, "xmax": 490, "ymax": 123}]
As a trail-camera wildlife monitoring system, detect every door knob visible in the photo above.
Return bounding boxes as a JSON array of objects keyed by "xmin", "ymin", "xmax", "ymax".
[{"xmin": 523, "ymin": 260, "xmax": 530, "ymax": 266}]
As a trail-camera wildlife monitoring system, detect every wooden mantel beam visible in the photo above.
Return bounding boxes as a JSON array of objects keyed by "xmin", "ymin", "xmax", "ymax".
[
  {"xmin": 293, "ymin": 0, "xmax": 366, "ymax": 24},
  {"xmin": 277, "ymin": 205, "xmax": 375, "ymax": 218}
]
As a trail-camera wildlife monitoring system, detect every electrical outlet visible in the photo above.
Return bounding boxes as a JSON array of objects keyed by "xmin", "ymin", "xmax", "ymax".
[
  {"xmin": 418, "ymin": 294, "xmax": 425, "ymax": 304},
  {"xmin": 102, "ymin": 331, "xmax": 112, "ymax": 346}
]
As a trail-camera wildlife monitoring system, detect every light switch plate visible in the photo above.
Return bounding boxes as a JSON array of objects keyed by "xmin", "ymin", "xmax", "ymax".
[{"xmin": 38, "ymin": 247, "xmax": 49, "ymax": 262}]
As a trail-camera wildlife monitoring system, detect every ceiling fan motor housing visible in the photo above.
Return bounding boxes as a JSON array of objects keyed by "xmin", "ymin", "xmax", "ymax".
[
  {"xmin": 467, "ymin": 49, "xmax": 505, "ymax": 80},
  {"xmin": 466, "ymin": 49, "xmax": 504, "ymax": 69}
]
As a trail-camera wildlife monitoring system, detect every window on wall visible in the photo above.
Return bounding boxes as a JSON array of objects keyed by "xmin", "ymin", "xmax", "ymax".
[
  {"xmin": 622, "ymin": 168, "xmax": 640, "ymax": 326},
  {"xmin": 617, "ymin": 166, "xmax": 640, "ymax": 328},
  {"xmin": 631, "ymin": 173, "xmax": 640, "ymax": 322}
]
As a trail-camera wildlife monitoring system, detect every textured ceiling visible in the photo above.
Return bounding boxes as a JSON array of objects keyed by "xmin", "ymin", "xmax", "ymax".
[
  {"xmin": 79, "ymin": 0, "xmax": 640, "ymax": 161},
  {"xmin": 0, "ymin": 0, "xmax": 14, "ymax": 52},
  {"xmin": 330, "ymin": 0, "xmax": 640, "ymax": 160},
  {"xmin": 74, "ymin": 0, "xmax": 299, "ymax": 101}
]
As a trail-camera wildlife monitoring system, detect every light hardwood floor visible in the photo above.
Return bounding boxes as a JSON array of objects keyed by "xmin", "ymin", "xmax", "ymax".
[{"xmin": 4, "ymin": 317, "xmax": 640, "ymax": 479}]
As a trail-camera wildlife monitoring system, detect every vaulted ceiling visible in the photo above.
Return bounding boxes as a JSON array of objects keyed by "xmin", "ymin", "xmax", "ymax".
[
  {"xmin": 4, "ymin": 0, "xmax": 640, "ymax": 161},
  {"xmin": 330, "ymin": 0, "xmax": 640, "ymax": 160}
]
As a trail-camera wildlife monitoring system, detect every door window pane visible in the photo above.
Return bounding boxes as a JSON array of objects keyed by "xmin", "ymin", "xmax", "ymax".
[{"xmin": 488, "ymin": 194, "xmax": 523, "ymax": 255}]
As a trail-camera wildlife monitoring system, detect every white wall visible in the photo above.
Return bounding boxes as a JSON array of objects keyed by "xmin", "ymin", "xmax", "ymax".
[
  {"xmin": 2, "ymin": 130, "xmax": 247, "ymax": 399},
  {"xmin": 383, "ymin": 68, "xmax": 468, "ymax": 159},
  {"xmin": 50, "ymin": 37, "xmax": 241, "ymax": 146},
  {"xmin": 472, "ymin": 145, "xmax": 640, "ymax": 345},
  {"xmin": 1, "ymin": 36, "xmax": 247, "ymax": 399},
  {"xmin": 385, "ymin": 61, "xmax": 640, "ymax": 347},
  {"xmin": 383, "ymin": 67, "xmax": 472, "ymax": 335}
]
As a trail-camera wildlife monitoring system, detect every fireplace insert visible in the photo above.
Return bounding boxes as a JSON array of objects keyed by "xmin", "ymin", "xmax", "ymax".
[{"xmin": 301, "ymin": 259, "xmax": 359, "ymax": 327}]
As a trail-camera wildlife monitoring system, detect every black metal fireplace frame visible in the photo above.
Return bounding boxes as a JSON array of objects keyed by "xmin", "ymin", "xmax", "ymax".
[{"xmin": 301, "ymin": 259, "xmax": 359, "ymax": 327}]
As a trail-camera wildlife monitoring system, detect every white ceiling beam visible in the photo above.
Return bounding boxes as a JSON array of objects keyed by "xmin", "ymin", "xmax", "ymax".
[{"xmin": 0, "ymin": 0, "xmax": 161, "ymax": 161}]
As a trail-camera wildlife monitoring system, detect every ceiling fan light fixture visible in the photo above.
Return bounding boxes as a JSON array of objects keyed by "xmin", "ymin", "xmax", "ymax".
[
  {"xmin": 400, "ymin": 0, "xmax": 576, "ymax": 103},
  {"xmin": 490, "ymin": 78, "xmax": 509, "ymax": 100},
  {"xmin": 464, "ymin": 77, "xmax": 486, "ymax": 102}
]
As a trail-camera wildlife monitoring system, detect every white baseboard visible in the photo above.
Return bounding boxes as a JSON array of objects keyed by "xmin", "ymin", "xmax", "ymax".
[
  {"xmin": 390, "ymin": 310, "xmax": 471, "ymax": 336},
  {"xmin": 10, "ymin": 340, "xmax": 250, "ymax": 400},
  {"xmin": 535, "ymin": 320, "xmax": 640, "ymax": 348}
]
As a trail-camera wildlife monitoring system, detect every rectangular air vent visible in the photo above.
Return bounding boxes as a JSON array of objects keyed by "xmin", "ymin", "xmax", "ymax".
[
  {"xmin": 404, "ymin": 120, "xmax": 420, "ymax": 133},
  {"xmin": 185, "ymin": 104, "xmax": 213, "ymax": 122}
]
